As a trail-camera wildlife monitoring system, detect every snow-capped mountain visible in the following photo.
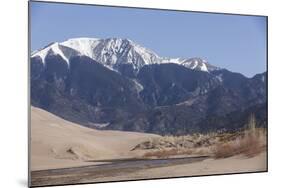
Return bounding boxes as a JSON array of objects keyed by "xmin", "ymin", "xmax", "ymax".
[
  {"xmin": 31, "ymin": 37, "xmax": 219, "ymax": 72},
  {"xmin": 30, "ymin": 37, "xmax": 267, "ymax": 135}
]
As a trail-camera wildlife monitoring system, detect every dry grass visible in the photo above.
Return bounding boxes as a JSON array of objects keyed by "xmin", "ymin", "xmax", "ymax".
[
  {"xmin": 213, "ymin": 128, "xmax": 266, "ymax": 158},
  {"xmin": 213, "ymin": 114, "xmax": 266, "ymax": 158}
]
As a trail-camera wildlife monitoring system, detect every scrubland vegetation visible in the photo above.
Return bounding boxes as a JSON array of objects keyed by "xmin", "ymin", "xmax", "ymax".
[{"xmin": 133, "ymin": 114, "xmax": 266, "ymax": 159}]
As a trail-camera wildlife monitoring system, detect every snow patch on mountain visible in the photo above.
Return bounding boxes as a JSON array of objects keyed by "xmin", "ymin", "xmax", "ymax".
[
  {"xmin": 216, "ymin": 74, "xmax": 224, "ymax": 83},
  {"xmin": 261, "ymin": 75, "xmax": 265, "ymax": 82},
  {"xmin": 132, "ymin": 79, "xmax": 144, "ymax": 93},
  {"xmin": 61, "ymin": 38, "xmax": 100, "ymax": 59},
  {"xmin": 200, "ymin": 62, "xmax": 208, "ymax": 72},
  {"xmin": 31, "ymin": 42, "xmax": 70, "ymax": 64}
]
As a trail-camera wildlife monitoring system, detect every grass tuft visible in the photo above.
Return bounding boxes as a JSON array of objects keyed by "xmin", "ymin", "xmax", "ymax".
[{"xmin": 212, "ymin": 128, "xmax": 266, "ymax": 158}]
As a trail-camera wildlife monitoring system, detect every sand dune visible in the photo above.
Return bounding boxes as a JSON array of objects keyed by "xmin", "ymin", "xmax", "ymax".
[{"xmin": 30, "ymin": 106, "xmax": 159, "ymax": 170}]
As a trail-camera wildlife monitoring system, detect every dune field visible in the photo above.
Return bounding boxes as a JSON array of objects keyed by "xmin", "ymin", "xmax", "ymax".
[{"xmin": 30, "ymin": 106, "xmax": 266, "ymax": 186}]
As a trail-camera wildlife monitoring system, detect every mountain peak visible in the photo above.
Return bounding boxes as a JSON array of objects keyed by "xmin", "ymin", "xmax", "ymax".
[{"xmin": 31, "ymin": 37, "xmax": 220, "ymax": 72}]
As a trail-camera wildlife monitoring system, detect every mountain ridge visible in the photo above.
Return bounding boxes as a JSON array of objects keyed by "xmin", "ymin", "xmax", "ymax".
[{"xmin": 32, "ymin": 37, "xmax": 220, "ymax": 73}]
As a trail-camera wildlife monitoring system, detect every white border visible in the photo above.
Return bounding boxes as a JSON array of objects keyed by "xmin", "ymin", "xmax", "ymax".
[{"xmin": 1, "ymin": 0, "xmax": 280, "ymax": 188}]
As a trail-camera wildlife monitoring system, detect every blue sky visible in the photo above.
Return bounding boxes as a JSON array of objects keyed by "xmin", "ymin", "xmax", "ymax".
[{"xmin": 30, "ymin": 1, "xmax": 267, "ymax": 77}]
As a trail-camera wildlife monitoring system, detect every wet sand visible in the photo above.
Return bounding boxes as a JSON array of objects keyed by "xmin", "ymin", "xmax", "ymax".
[
  {"xmin": 31, "ymin": 156, "xmax": 209, "ymax": 187},
  {"xmin": 31, "ymin": 152, "xmax": 266, "ymax": 187}
]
